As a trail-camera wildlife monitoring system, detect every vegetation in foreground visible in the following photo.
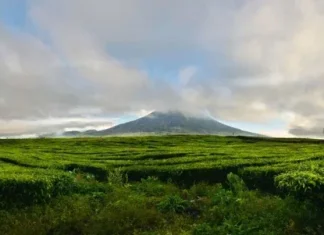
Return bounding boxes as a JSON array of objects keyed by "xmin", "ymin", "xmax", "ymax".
[
  {"xmin": 1, "ymin": 171, "xmax": 323, "ymax": 235},
  {"xmin": 1, "ymin": 135, "xmax": 324, "ymax": 234}
]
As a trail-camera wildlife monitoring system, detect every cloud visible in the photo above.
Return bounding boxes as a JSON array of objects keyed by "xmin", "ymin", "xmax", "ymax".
[
  {"xmin": 289, "ymin": 127, "xmax": 323, "ymax": 138},
  {"xmin": 0, "ymin": 117, "xmax": 116, "ymax": 136},
  {"xmin": 178, "ymin": 66, "xmax": 197, "ymax": 86},
  {"xmin": 0, "ymin": 117, "xmax": 118, "ymax": 136},
  {"xmin": 1, "ymin": 0, "xmax": 324, "ymax": 136},
  {"xmin": 198, "ymin": 0, "xmax": 324, "ymax": 136}
]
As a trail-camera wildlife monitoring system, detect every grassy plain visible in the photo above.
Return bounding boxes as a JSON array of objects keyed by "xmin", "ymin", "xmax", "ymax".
[{"xmin": 0, "ymin": 135, "xmax": 324, "ymax": 234}]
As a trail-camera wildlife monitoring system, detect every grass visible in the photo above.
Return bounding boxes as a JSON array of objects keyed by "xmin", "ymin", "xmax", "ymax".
[{"xmin": 0, "ymin": 135, "xmax": 324, "ymax": 234}]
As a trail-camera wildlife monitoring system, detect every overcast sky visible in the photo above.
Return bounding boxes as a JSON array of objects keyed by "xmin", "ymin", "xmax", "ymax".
[{"xmin": 1, "ymin": 0, "xmax": 324, "ymax": 137}]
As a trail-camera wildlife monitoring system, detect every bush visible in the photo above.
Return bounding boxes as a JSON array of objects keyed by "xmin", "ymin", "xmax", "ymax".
[
  {"xmin": 193, "ymin": 223, "xmax": 215, "ymax": 235},
  {"xmin": 108, "ymin": 168, "xmax": 128, "ymax": 186},
  {"xmin": 189, "ymin": 183, "xmax": 210, "ymax": 198},
  {"xmin": 227, "ymin": 173, "xmax": 247, "ymax": 195},
  {"xmin": 0, "ymin": 171, "xmax": 75, "ymax": 208},
  {"xmin": 275, "ymin": 171, "xmax": 324, "ymax": 193},
  {"xmin": 73, "ymin": 181, "xmax": 112, "ymax": 195},
  {"xmin": 133, "ymin": 176, "xmax": 177, "ymax": 197},
  {"xmin": 275, "ymin": 171, "xmax": 324, "ymax": 204},
  {"xmin": 157, "ymin": 195, "xmax": 189, "ymax": 213}
]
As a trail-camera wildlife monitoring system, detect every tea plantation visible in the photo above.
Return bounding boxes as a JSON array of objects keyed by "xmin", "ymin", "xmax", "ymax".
[{"xmin": 1, "ymin": 135, "xmax": 324, "ymax": 234}]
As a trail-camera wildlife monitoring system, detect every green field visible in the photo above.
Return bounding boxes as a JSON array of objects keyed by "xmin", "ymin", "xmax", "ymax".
[{"xmin": 1, "ymin": 135, "xmax": 324, "ymax": 234}]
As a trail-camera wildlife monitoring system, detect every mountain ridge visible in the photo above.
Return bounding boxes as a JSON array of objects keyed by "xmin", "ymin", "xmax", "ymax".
[{"xmin": 62, "ymin": 110, "xmax": 259, "ymax": 137}]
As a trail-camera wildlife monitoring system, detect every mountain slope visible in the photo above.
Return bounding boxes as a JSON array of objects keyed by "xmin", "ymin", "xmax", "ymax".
[{"xmin": 82, "ymin": 111, "xmax": 258, "ymax": 136}]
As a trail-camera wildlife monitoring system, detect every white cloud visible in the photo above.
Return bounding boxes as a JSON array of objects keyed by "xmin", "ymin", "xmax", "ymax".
[
  {"xmin": 260, "ymin": 130, "xmax": 293, "ymax": 138},
  {"xmin": 178, "ymin": 66, "xmax": 197, "ymax": 86},
  {"xmin": 198, "ymin": 0, "xmax": 324, "ymax": 135},
  {"xmin": 1, "ymin": 0, "xmax": 324, "ymax": 136},
  {"xmin": 0, "ymin": 117, "xmax": 116, "ymax": 136}
]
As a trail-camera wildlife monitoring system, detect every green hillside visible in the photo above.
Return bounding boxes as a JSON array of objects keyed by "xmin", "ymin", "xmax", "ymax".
[{"xmin": 1, "ymin": 135, "xmax": 324, "ymax": 234}]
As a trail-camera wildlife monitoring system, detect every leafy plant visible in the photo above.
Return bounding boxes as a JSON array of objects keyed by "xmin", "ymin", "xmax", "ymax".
[
  {"xmin": 193, "ymin": 223, "xmax": 215, "ymax": 235},
  {"xmin": 275, "ymin": 170, "xmax": 324, "ymax": 205},
  {"xmin": 227, "ymin": 173, "xmax": 247, "ymax": 195},
  {"xmin": 0, "ymin": 170, "xmax": 74, "ymax": 208},
  {"xmin": 157, "ymin": 195, "xmax": 189, "ymax": 213},
  {"xmin": 108, "ymin": 168, "xmax": 128, "ymax": 186}
]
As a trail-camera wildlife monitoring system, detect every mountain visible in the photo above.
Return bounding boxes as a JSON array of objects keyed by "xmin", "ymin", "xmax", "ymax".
[{"xmin": 63, "ymin": 111, "xmax": 258, "ymax": 136}]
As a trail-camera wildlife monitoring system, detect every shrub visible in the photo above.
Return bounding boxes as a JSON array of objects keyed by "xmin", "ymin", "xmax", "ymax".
[
  {"xmin": 189, "ymin": 183, "xmax": 210, "ymax": 198},
  {"xmin": 157, "ymin": 195, "xmax": 189, "ymax": 213},
  {"xmin": 211, "ymin": 188, "xmax": 236, "ymax": 206},
  {"xmin": 275, "ymin": 171, "xmax": 324, "ymax": 194},
  {"xmin": 108, "ymin": 168, "xmax": 128, "ymax": 186},
  {"xmin": 193, "ymin": 223, "xmax": 215, "ymax": 235},
  {"xmin": 133, "ymin": 176, "xmax": 178, "ymax": 197},
  {"xmin": 275, "ymin": 171, "xmax": 324, "ymax": 204},
  {"xmin": 0, "ymin": 171, "xmax": 75, "ymax": 208},
  {"xmin": 73, "ymin": 181, "xmax": 112, "ymax": 195},
  {"xmin": 227, "ymin": 173, "xmax": 247, "ymax": 195}
]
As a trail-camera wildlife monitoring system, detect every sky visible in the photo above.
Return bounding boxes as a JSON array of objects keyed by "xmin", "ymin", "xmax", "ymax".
[{"xmin": 1, "ymin": 0, "xmax": 324, "ymax": 138}]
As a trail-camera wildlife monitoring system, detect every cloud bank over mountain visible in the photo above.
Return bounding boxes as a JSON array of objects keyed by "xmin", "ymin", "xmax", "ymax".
[{"xmin": 1, "ymin": 0, "xmax": 324, "ymax": 137}]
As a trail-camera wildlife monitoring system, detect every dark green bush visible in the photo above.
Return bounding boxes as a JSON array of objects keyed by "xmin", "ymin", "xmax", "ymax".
[
  {"xmin": 0, "ymin": 172, "xmax": 74, "ymax": 207},
  {"xmin": 133, "ymin": 176, "xmax": 177, "ymax": 197},
  {"xmin": 227, "ymin": 172, "xmax": 247, "ymax": 194},
  {"xmin": 192, "ymin": 223, "xmax": 215, "ymax": 235},
  {"xmin": 275, "ymin": 171, "xmax": 324, "ymax": 194},
  {"xmin": 157, "ymin": 195, "xmax": 189, "ymax": 213},
  {"xmin": 108, "ymin": 168, "xmax": 128, "ymax": 186},
  {"xmin": 275, "ymin": 171, "xmax": 324, "ymax": 205}
]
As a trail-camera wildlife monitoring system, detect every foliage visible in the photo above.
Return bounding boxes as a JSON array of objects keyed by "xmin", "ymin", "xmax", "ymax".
[
  {"xmin": 108, "ymin": 168, "xmax": 128, "ymax": 186},
  {"xmin": 157, "ymin": 195, "xmax": 189, "ymax": 213},
  {"xmin": 0, "ymin": 169, "xmax": 74, "ymax": 208},
  {"xmin": 0, "ymin": 136, "xmax": 324, "ymax": 233},
  {"xmin": 133, "ymin": 176, "xmax": 178, "ymax": 197},
  {"xmin": 275, "ymin": 171, "xmax": 324, "ymax": 193},
  {"xmin": 226, "ymin": 172, "xmax": 247, "ymax": 194},
  {"xmin": 275, "ymin": 170, "xmax": 324, "ymax": 205},
  {"xmin": 0, "ymin": 174, "xmax": 322, "ymax": 234},
  {"xmin": 192, "ymin": 223, "xmax": 215, "ymax": 235}
]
